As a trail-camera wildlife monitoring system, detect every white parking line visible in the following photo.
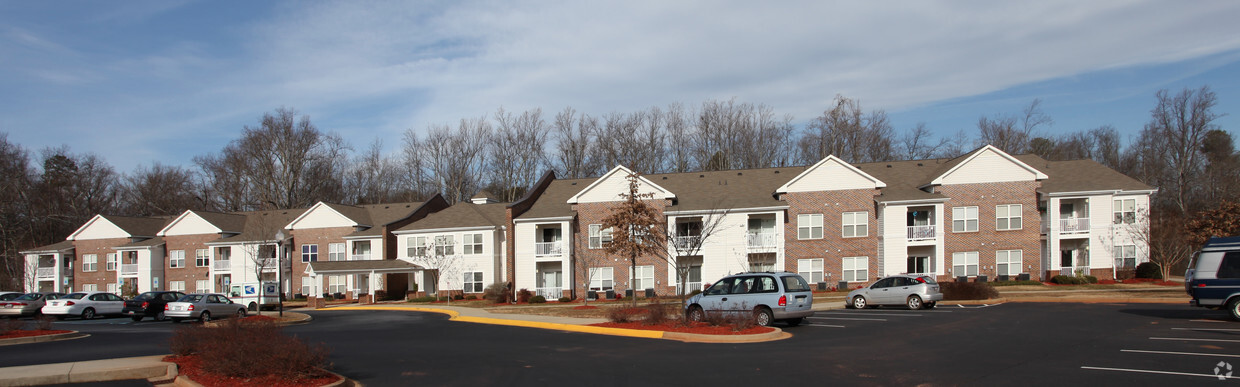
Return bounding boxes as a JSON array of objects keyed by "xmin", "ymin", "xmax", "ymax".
[
  {"xmin": 1149, "ymin": 337, "xmax": 1240, "ymax": 343},
  {"xmin": 809, "ymin": 317, "xmax": 887, "ymax": 321},
  {"xmin": 1122, "ymin": 349, "xmax": 1240, "ymax": 358},
  {"xmin": 1171, "ymin": 327, "xmax": 1240, "ymax": 332},
  {"xmin": 817, "ymin": 312, "xmax": 922, "ymax": 317},
  {"xmin": 953, "ymin": 303, "xmax": 1002, "ymax": 308},
  {"xmin": 1190, "ymin": 319, "xmax": 1228, "ymax": 323},
  {"xmin": 1081, "ymin": 366, "xmax": 1240, "ymax": 379},
  {"xmin": 806, "ymin": 323, "xmax": 846, "ymax": 328}
]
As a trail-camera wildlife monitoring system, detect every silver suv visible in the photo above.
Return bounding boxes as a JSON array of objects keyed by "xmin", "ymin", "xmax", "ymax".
[
  {"xmin": 685, "ymin": 272, "xmax": 814, "ymax": 326},
  {"xmin": 845, "ymin": 275, "xmax": 943, "ymax": 310}
]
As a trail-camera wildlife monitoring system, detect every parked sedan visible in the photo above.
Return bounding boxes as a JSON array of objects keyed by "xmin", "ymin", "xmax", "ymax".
[
  {"xmin": 123, "ymin": 291, "xmax": 185, "ymax": 322},
  {"xmin": 0, "ymin": 292, "xmax": 65, "ymax": 318},
  {"xmin": 845, "ymin": 275, "xmax": 943, "ymax": 310},
  {"xmin": 0, "ymin": 292, "xmax": 22, "ymax": 301},
  {"xmin": 165, "ymin": 293, "xmax": 247, "ymax": 323},
  {"xmin": 41, "ymin": 291, "xmax": 126, "ymax": 319}
]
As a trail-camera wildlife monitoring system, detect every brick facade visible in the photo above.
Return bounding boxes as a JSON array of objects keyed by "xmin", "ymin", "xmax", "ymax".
[
  {"xmin": 783, "ymin": 189, "xmax": 882, "ymax": 289},
  {"xmin": 938, "ymin": 181, "xmax": 1043, "ymax": 281},
  {"xmin": 291, "ymin": 226, "xmax": 355, "ymax": 299},
  {"xmin": 571, "ymin": 200, "xmax": 673, "ymax": 297},
  {"xmin": 164, "ymin": 234, "xmax": 216, "ymax": 292},
  {"xmin": 72, "ymin": 238, "xmax": 128, "ymax": 292}
]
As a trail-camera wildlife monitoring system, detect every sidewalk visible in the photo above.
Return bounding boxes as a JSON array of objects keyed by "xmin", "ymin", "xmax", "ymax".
[{"xmin": 0, "ymin": 355, "xmax": 174, "ymax": 386}]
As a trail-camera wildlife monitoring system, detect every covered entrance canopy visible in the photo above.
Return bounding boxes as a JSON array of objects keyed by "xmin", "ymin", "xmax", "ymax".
[{"xmin": 304, "ymin": 260, "xmax": 424, "ymax": 301}]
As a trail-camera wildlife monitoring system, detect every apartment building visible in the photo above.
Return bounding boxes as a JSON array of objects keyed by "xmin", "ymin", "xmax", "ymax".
[{"xmin": 392, "ymin": 193, "xmax": 507, "ymax": 298}]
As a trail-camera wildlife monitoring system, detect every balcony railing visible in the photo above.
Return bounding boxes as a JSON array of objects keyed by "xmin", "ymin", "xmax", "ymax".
[
  {"xmin": 1059, "ymin": 218, "xmax": 1091, "ymax": 234},
  {"xmin": 907, "ymin": 225, "xmax": 936, "ymax": 241},
  {"xmin": 351, "ymin": 254, "xmax": 371, "ymax": 261},
  {"xmin": 747, "ymin": 232, "xmax": 777, "ymax": 252},
  {"xmin": 36, "ymin": 267, "xmax": 54, "ymax": 279},
  {"xmin": 535, "ymin": 287, "xmax": 561, "ymax": 299},
  {"xmin": 260, "ymin": 258, "xmax": 278, "ymax": 271},
  {"xmin": 673, "ymin": 235, "xmax": 702, "ymax": 250},
  {"xmin": 120, "ymin": 264, "xmax": 138, "ymax": 276},
  {"xmin": 535, "ymin": 242, "xmax": 562, "ymax": 257},
  {"xmin": 213, "ymin": 260, "xmax": 231, "ymax": 271}
]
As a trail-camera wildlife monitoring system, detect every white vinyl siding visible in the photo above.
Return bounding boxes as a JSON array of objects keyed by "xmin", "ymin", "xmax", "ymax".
[
  {"xmin": 952, "ymin": 206, "xmax": 978, "ymax": 232},
  {"xmin": 798, "ymin": 258, "xmax": 824, "ymax": 283},
  {"xmin": 170, "ymin": 250, "xmax": 185, "ymax": 268},
  {"xmin": 842, "ymin": 212, "xmax": 868, "ymax": 238},
  {"xmin": 843, "ymin": 257, "xmax": 869, "ymax": 282},
  {"xmin": 953, "ymin": 251, "xmax": 979, "ymax": 277},
  {"xmin": 996, "ymin": 204, "xmax": 1022, "ymax": 230},
  {"xmin": 996, "ymin": 250, "xmax": 1022, "ymax": 276},
  {"xmin": 798, "ymin": 214, "xmax": 824, "ymax": 239}
]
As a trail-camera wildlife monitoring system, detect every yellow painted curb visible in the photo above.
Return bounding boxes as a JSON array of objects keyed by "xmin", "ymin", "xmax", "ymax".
[{"xmin": 326, "ymin": 306, "xmax": 665, "ymax": 339}]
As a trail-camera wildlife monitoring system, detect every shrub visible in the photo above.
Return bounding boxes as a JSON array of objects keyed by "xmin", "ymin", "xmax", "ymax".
[
  {"xmin": 643, "ymin": 303, "xmax": 670, "ymax": 326},
  {"xmin": 1084, "ymin": 275, "xmax": 1099, "ymax": 284},
  {"xmin": 988, "ymin": 280, "xmax": 1045, "ymax": 287},
  {"xmin": 1136, "ymin": 262, "xmax": 1162, "ymax": 279},
  {"xmin": 407, "ymin": 296, "xmax": 447, "ymax": 303},
  {"xmin": 464, "ymin": 295, "xmax": 477, "ymax": 300},
  {"xmin": 701, "ymin": 309, "xmax": 757, "ymax": 331},
  {"xmin": 940, "ymin": 282, "xmax": 999, "ymax": 300},
  {"xmin": 0, "ymin": 318, "xmax": 26, "ymax": 334},
  {"xmin": 530, "ymin": 295, "xmax": 547, "ymax": 304},
  {"xmin": 607, "ymin": 307, "xmax": 644, "ymax": 323},
  {"xmin": 1050, "ymin": 275, "xmax": 1088, "ymax": 285},
  {"xmin": 170, "ymin": 318, "xmax": 328, "ymax": 379},
  {"xmin": 483, "ymin": 282, "xmax": 510, "ymax": 304},
  {"xmin": 1115, "ymin": 267, "xmax": 1136, "ymax": 281},
  {"xmin": 35, "ymin": 315, "xmax": 55, "ymax": 330},
  {"xmin": 516, "ymin": 289, "xmax": 534, "ymax": 303},
  {"xmin": 557, "ymin": 297, "xmax": 571, "ymax": 303},
  {"xmin": 452, "ymin": 294, "xmax": 464, "ymax": 301}
]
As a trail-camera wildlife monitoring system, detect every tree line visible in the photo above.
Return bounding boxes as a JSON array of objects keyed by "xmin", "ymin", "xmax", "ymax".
[{"xmin": 0, "ymin": 86, "xmax": 1235, "ymax": 288}]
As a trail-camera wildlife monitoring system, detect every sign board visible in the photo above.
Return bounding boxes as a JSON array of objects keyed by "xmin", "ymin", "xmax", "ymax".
[
  {"xmin": 244, "ymin": 284, "xmax": 257, "ymax": 296},
  {"xmin": 264, "ymin": 283, "xmax": 278, "ymax": 294},
  {"xmin": 153, "ymin": 277, "xmax": 159, "ymax": 289}
]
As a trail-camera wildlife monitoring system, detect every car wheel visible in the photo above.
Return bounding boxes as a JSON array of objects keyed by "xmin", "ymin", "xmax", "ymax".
[
  {"xmin": 81, "ymin": 308, "xmax": 95, "ymax": 320},
  {"xmin": 131, "ymin": 316, "xmax": 142, "ymax": 322},
  {"xmin": 925, "ymin": 301, "xmax": 937, "ymax": 309},
  {"xmin": 55, "ymin": 315, "xmax": 66, "ymax": 320},
  {"xmin": 754, "ymin": 307, "xmax": 773, "ymax": 327},
  {"xmin": 907, "ymin": 295, "xmax": 923, "ymax": 310},
  {"xmin": 199, "ymin": 311, "xmax": 211, "ymax": 322},
  {"xmin": 236, "ymin": 309, "xmax": 246, "ymax": 319},
  {"xmin": 852, "ymin": 296, "xmax": 868, "ymax": 309},
  {"xmin": 155, "ymin": 311, "xmax": 166, "ymax": 322},
  {"xmin": 785, "ymin": 317, "xmax": 803, "ymax": 327},
  {"xmin": 687, "ymin": 305, "xmax": 705, "ymax": 322},
  {"xmin": 1229, "ymin": 298, "xmax": 1240, "ymax": 321},
  {"xmin": 171, "ymin": 318, "xmax": 183, "ymax": 323},
  {"xmin": 249, "ymin": 302, "xmax": 258, "ymax": 312}
]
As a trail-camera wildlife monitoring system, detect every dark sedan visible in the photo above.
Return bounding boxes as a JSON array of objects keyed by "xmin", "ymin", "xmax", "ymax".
[{"xmin": 123, "ymin": 291, "xmax": 185, "ymax": 321}]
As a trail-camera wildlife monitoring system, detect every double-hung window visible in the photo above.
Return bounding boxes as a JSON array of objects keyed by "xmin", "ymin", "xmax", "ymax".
[
  {"xmin": 996, "ymin": 204, "xmax": 1022, "ymax": 230},
  {"xmin": 328, "ymin": 243, "xmax": 346, "ymax": 261},
  {"xmin": 953, "ymin": 251, "xmax": 979, "ymax": 277},
  {"xmin": 434, "ymin": 235, "xmax": 455, "ymax": 256},
  {"xmin": 195, "ymin": 249, "xmax": 210, "ymax": 267},
  {"xmin": 328, "ymin": 276, "xmax": 346, "ymax": 294},
  {"xmin": 842, "ymin": 257, "xmax": 869, "ymax": 282},
  {"xmin": 797, "ymin": 214, "xmax": 823, "ymax": 239},
  {"xmin": 463, "ymin": 272, "xmax": 483, "ymax": 293},
  {"xmin": 195, "ymin": 279, "xmax": 210, "ymax": 292},
  {"xmin": 798, "ymin": 258, "xmax": 824, "ymax": 283},
  {"xmin": 842, "ymin": 212, "xmax": 868, "ymax": 237},
  {"xmin": 105, "ymin": 253, "xmax": 117, "ymax": 271},
  {"xmin": 169, "ymin": 281, "xmax": 185, "ymax": 292},
  {"xmin": 170, "ymin": 250, "xmax": 185, "ymax": 268},
  {"xmin": 588, "ymin": 225, "xmax": 613, "ymax": 249},
  {"xmin": 1113, "ymin": 199, "xmax": 1136, "ymax": 224},
  {"xmin": 952, "ymin": 206, "xmax": 978, "ymax": 232},
  {"xmin": 82, "ymin": 254, "xmax": 97, "ymax": 272},
  {"xmin": 464, "ymin": 234, "xmax": 483, "ymax": 255},
  {"xmin": 407, "ymin": 236, "xmax": 428, "ymax": 257},
  {"xmin": 633, "ymin": 265, "xmax": 654, "ymax": 290},
  {"xmin": 996, "ymin": 250, "xmax": 1023, "ymax": 275},
  {"xmin": 1114, "ymin": 245, "xmax": 1137, "ymax": 268},
  {"xmin": 301, "ymin": 244, "xmax": 318, "ymax": 262},
  {"xmin": 589, "ymin": 267, "xmax": 614, "ymax": 291}
]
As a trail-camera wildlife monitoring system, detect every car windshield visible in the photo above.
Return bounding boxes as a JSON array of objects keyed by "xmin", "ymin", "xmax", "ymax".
[
  {"xmin": 782, "ymin": 276, "xmax": 811, "ymax": 292},
  {"xmin": 63, "ymin": 293, "xmax": 86, "ymax": 300},
  {"xmin": 177, "ymin": 294, "xmax": 204, "ymax": 303},
  {"xmin": 14, "ymin": 293, "xmax": 41, "ymax": 301},
  {"xmin": 134, "ymin": 292, "xmax": 158, "ymax": 301},
  {"xmin": 0, "ymin": 293, "xmax": 19, "ymax": 301}
]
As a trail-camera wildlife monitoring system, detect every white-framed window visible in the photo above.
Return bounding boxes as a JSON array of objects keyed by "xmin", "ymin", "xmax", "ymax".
[
  {"xmin": 107, "ymin": 283, "xmax": 118, "ymax": 294},
  {"xmin": 996, "ymin": 204, "xmax": 1022, "ymax": 230},
  {"xmin": 1113, "ymin": 199, "xmax": 1136, "ymax": 224},
  {"xmin": 105, "ymin": 253, "xmax": 117, "ymax": 271},
  {"xmin": 589, "ymin": 267, "xmax": 614, "ymax": 291},
  {"xmin": 82, "ymin": 254, "xmax": 97, "ymax": 272},
  {"xmin": 301, "ymin": 244, "xmax": 318, "ymax": 262},
  {"xmin": 168, "ymin": 281, "xmax": 185, "ymax": 292},
  {"xmin": 1114, "ymin": 245, "xmax": 1137, "ymax": 268},
  {"xmin": 301, "ymin": 276, "xmax": 313, "ymax": 296},
  {"xmin": 434, "ymin": 235, "xmax": 455, "ymax": 256},
  {"xmin": 195, "ymin": 249, "xmax": 210, "ymax": 267},
  {"xmin": 588, "ymin": 224, "xmax": 613, "ymax": 249},
  {"xmin": 463, "ymin": 271, "xmax": 483, "ymax": 293},
  {"xmin": 464, "ymin": 234, "xmax": 483, "ymax": 255},
  {"xmin": 328, "ymin": 243, "xmax": 346, "ymax": 261},
  {"xmin": 842, "ymin": 212, "xmax": 868, "ymax": 238},
  {"xmin": 952, "ymin": 206, "xmax": 978, "ymax": 232},
  {"xmin": 328, "ymin": 276, "xmax": 346, "ymax": 294},
  {"xmin": 195, "ymin": 279, "xmax": 210, "ymax": 292},
  {"xmin": 798, "ymin": 258, "xmax": 824, "ymax": 283},
  {"xmin": 952, "ymin": 251, "xmax": 979, "ymax": 277},
  {"xmin": 996, "ymin": 250, "xmax": 1023, "ymax": 276},
  {"xmin": 843, "ymin": 257, "xmax": 869, "ymax": 282},
  {"xmin": 169, "ymin": 250, "xmax": 185, "ymax": 268},
  {"xmin": 632, "ymin": 265, "xmax": 654, "ymax": 290},
  {"xmin": 407, "ymin": 236, "xmax": 428, "ymax": 257},
  {"xmin": 797, "ymin": 214, "xmax": 823, "ymax": 239},
  {"xmin": 83, "ymin": 284, "xmax": 98, "ymax": 292}
]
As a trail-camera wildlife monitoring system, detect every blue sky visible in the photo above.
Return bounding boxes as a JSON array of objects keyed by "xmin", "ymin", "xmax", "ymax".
[{"xmin": 1, "ymin": 1, "xmax": 1238, "ymax": 172}]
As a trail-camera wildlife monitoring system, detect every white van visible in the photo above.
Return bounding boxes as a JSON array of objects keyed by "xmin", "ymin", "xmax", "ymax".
[{"xmin": 1185, "ymin": 236, "xmax": 1240, "ymax": 320}]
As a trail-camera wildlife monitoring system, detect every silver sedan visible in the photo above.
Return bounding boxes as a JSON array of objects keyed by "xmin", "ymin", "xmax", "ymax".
[
  {"xmin": 165, "ymin": 293, "xmax": 247, "ymax": 323},
  {"xmin": 845, "ymin": 275, "xmax": 943, "ymax": 310}
]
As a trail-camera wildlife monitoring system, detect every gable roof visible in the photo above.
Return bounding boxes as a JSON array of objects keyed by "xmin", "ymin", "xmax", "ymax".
[
  {"xmin": 157, "ymin": 210, "xmax": 247, "ymax": 236},
  {"xmin": 856, "ymin": 159, "xmax": 950, "ymax": 203},
  {"xmin": 20, "ymin": 240, "xmax": 75, "ymax": 254},
  {"xmin": 346, "ymin": 202, "xmax": 426, "ymax": 238},
  {"xmin": 68, "ymin": 214, "xmax": 171, "ymax": 240},
  {"xmin": 285, "ymin": 202, "xmax": 371, "ymax": 230},
  {"xmin": 567, "ymin": 165, "xmax": 676, "ymax": 204},
  {"xmin": 397, "ymin": 202, "xmax": 507, "ymax": 232},
  {"xmin": 516, "ymin": 178, "xmax": 598, "ymax": 219},
  {"xmin": 924, "ymin": 145, "xmax": 1047, "ymax": 187},
  {"xmin": 210, "ymin": 208, "xmax": 306, "ymax": 244},
  {"xmin": 775, "ymin": 155, "xmax": 886, "ymax": 194},
  {"xmin": 1013, "ymin": 154, "xmax": 1155, "ymax": 194},
  {"xmin": 653, "ymin": 166, "xmax": 803, "ymax": 212},
  {"xmin": 118, "ymin": 236, "xmax": 165, "ymax": 249}
]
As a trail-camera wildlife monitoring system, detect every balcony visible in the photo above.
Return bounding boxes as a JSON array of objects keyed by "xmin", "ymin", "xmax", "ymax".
[
  {"xmin": 351, "ymin": 254, "xmax": 372, "ymax": 261},
  {"xmin": 120, "ymin": 264, "xmax": 138, "ymax": 276},
  {"xmin": 673, "ymin": 235, "xmax": 703, "ymax": 251},
  {"xmin": 746, "ymin": 232, "xmax": 777, "ymax": 253},
  {"xmin": 36, "ymin": 267, "xmax": 54, "ymax": 279},
  {"xmin": 260, "ymin": 258, "xmax": 278, "ymax": 272},
  {"xmin": 1059, "ymin": 218, "xmax": 1091, "ymax": 234},
  {"xmin": 535, "ymin": 242, "xmax": 563, "ymax": 257},
  {"xmin": 907, "ymin": 225, "xmax": 937, "ymax": 241},
  {"xmin": 535, "ymin": 287, "xmax": 561, "ymax": 299},
  {"xmin": 213, "ymin": 260, "xmax": 231, "ymax": 271}
]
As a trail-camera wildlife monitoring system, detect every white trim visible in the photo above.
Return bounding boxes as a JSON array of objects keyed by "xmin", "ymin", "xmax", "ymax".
[
  {"xmin": 392, "ymin": 225, "xmax": 497, "ymax": 235},
  {"xmin": 664, "ymin": 206, "xmax": 787, "ymax": 216},
  {"xmin": 285, "ymin": 202, "xmax": 370, "ymax": 230},
  {"xmin": 876, "ymin": 198, "xmax": 951, "ymax": 205},
  {"xmin": 926, "ymin": 145, "xmax": 1047, "ymax": 187},
  {"xmin": 67, "ymin": 215, "xmax": 127, "ymax": 241},
  {"xmin": 155, "ymin": 210, "xmax": 225, "ymax": 237},
  {"xmin": 776, "ymin": 155, "xmax": 886, "ymax": 194},
  {"xmin": 566, "ymin": 165, "xmax": 676, "ymax": 204},
  {"xmin": 513, "ymin": 216, "xmax": 574, "ymax": 224},
  {"xmin": 1043, "ymin": 189, "xmax": 1158, "ymax": 198}
]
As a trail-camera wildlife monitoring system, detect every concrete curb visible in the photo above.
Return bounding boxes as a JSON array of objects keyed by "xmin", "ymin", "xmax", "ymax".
[
  {"xmin": 1006, "ymin": 297, "xmax": 1187, "ymax": 304},
  {"xmin": 0, "ymin": 355, "xmax": 173, "ymax": 386},
  {"xmin": 0, "ymin": 330, "xmax": 89, "ymax": 346},
  {"xmin": 169, "ymin": 365, "xmax": 354, "ymax": 387}
]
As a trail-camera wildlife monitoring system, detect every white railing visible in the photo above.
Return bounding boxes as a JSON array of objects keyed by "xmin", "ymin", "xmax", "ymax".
[
  {"xmin": 212, "ymin": 260, "xmax": 230, "ymax": 270},
  {"xmin": 36, "ymin": 267, "xmax": 54, "ymax": 279},
  {"xmin": 747, "ymin": 232, "xmax": 777, "ymax": 251},
  {"xmin": 120, "ymin": 264, "xmax": 138, "ymax": 276},
  {"xmin": 1059, "ymin": 218, "xmax": 1091, "ymax": 234},
  {"xmin": 907, "ymin": 225, "xmax": 936, "ymax": 241},
  {"xmin": 535, "ymin": 287, "xmax": 561, "ymax": 299},
  {"xmin": 260, "ymin": 258, "xmax": 278, "ymax": 271},
  {"xmin": 535, "ymin": 242, "xmax": 562, "ymax": 256},
  {"xmin": 351, "ymin": 254, "xmax": 370, "ymax": 261},
  {"xmin": 1059, "ymin": 266, "xmax": 1092, "ymax": 276},
  {"xmin": 674, "ymin": 235, "xmax": 701, "ymax": 250}
]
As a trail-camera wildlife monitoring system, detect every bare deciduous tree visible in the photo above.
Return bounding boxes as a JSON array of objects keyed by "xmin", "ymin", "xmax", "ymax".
[
  {"xmin": 976, "ymin": 99, "xmax": 1052, "ymax": 155},
  {"xmin": 415, "ymin": 117, "xmax": 491, "ymax": 204},
  {"xmin": 488, "ymin": 108, "xmax": 550, "ymax": 202},
  {"xmin": 119, "ymin": 163, "xmax": 203, "ymax": 216},
  {"xmin": 552, "ymin": 107, "xmax": 602, "ymax": 179},
  {"xmin": 797, "ymin": 95, "xmax": 894, "ymax": 164},
  {"xmin": 343, "ymin": 139, "xmax": 403, "ymax": 205},
  {"xmin": 1131, "ymin": 86, "xmax": 1221, "ymax": 214}
]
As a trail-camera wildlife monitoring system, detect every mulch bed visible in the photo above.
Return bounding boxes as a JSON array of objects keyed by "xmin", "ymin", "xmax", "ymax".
[
  {"xmin": 164, "ymin": 355, "xmax": 340, "ymax": 387},
  {"xmin": 0, "ymin": 329, "xmax": 71, "ymax": 339},
  {"xmin": 243, "ymin": 315, "xmax": 277, "ymax": 322},
  {"xmin": 591, "ymin": 321, "xmax": 775, "ymax": 335}
]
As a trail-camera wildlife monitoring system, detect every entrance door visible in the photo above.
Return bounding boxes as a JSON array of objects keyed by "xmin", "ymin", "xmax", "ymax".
[
  {"xmin": 539, "ymin": 270, "xmax": 561, "ymax": 298},
  {"xmin": 542, "ymin": 227, "xmax": 562, "ymax": 243},
  {"xmin": 357, "ymin": 274, "xmax": 369, "ymax": 294},
  {"xmin": 1060, "ymin": 250, "xmax": 1073, "ymax": 274},
  {"xmin": 907, "ymin": 256, "xmax": 928, "ymax": 274}
]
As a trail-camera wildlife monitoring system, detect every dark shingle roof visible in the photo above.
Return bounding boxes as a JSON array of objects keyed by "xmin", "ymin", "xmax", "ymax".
[
  {"xmin": 346, "ymin": 202, "xmax": 425, "ymax": 238},
  {"xmin": 191, "ymin": 211, "xmax": 247, "ymax": 233},
  {"xmin": 398, "ymin": 202, "xmax": 506, "ymax": 231},
  {"xmin": 322, "ymin": 203, "xmax": 373, "ymax": 226},
  {"xmin": 102, "ymin": 215, "xmax": 172, "ymax": 237},
  {"xmin": 118, "ymin": 237, "xmax": 165, "ymax": 248},
  {"xmin": 650, "ymin": 167, "xmax": 804, "ymax": 212},
  {"xmin": 20, "ymin": 240, "xmax": 75, "ymax": 254},
  {"xmin": 856, "ymin": 159, "xmax": 950, "ymax": 203},
  {"xmin": 516, "ymin": 178, "xmax": 597, "ymax": 219},
  {"xmin": 210, "ymin": 208, "xmax": 306, "ymax": 244},
  {"xmin": 1014, "ymin": 154, "xmax": 1154, "ymax": 193}
]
